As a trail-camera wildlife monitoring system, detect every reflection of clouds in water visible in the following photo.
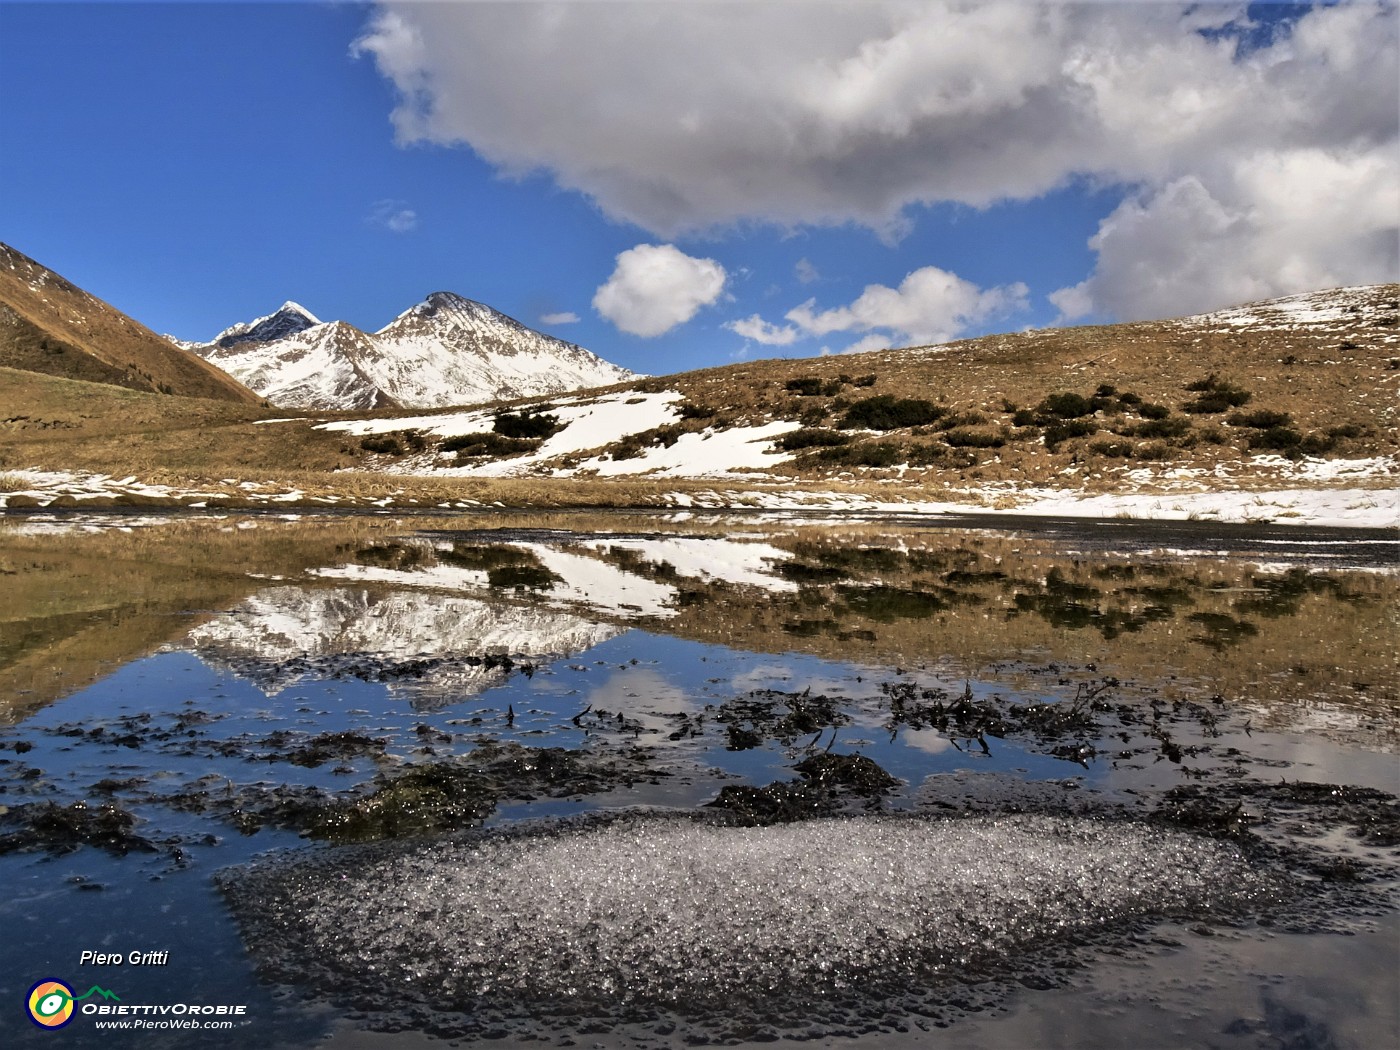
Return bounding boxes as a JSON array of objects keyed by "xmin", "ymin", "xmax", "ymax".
[
  {"xmin": 585, "ymin": 668, "xmax": 697, "ymax": 716},
  {"xmin": 727, "ymin": 662, "xmax": 807, "ymax": 693},
  {"xmin": 900, "ymin": 728, "xmax": 954, "ymax": 755}
]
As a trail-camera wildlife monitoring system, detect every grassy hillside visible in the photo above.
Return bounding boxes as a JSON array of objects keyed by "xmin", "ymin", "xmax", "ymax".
[
  {"xmin": 0, "ymin": 242, "xmax": 260, "ymax": 404},
  {"xmin": 0, "ymin": 284, "xmax": 1394, "ymax": 509}
]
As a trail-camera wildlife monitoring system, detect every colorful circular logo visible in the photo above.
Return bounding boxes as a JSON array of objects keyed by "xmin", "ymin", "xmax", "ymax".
[{"xmin": 27, "ymin": 979, "xmax": 75, "ymax": 1029}]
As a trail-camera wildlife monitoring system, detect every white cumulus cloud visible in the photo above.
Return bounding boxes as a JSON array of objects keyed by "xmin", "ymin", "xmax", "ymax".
[
  {"xmin": 593, "ymin": 244, "xmax": 727, "ymax": 338},
  {"xmin": 1053, "ymin": 145, "xmax": 1400, "ymax": 321},
  {"xmin": 354, "ymin": 2, "xmax": 1398, "ymax": 320},
  {"xmin": 725, "ymin": 314, "xmax": 800, "ymax": 346},
  {"xmin": 786, "ymin": 266, "xmax": 1029, "ymax": 347}
]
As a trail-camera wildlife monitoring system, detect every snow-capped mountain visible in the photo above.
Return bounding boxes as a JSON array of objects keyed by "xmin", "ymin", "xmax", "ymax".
[
  {"xmin": 179, "ymin": 292, "xmax": 634, "ymax": 410},
  {"xmin": 212, "ymin": 301, "xmax": 321, "ymax": 349}
]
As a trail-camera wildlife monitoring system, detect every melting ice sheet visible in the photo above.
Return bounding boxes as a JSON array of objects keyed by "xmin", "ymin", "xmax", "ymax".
[{"xmin": 221, "ymin": 813, "xmax": 1278, "ymax": 1031}]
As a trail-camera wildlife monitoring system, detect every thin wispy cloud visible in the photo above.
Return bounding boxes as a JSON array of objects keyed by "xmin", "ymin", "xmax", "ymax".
[
  {"xmin": 367, "ymin": 199, "xmax": 418, "ymax": 234},
  {"xmin": 539, "ymin": 311, "xmax": 580, "ymax": 325}
]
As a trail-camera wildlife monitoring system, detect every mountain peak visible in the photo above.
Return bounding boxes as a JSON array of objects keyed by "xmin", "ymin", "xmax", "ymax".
[
  {"xmin": 189, "ymin": 288, "xmax": 634, "ymax": 410},
  {"xmin": 213, "ymin": 301, "xmax": 321, "ymax": 349}
]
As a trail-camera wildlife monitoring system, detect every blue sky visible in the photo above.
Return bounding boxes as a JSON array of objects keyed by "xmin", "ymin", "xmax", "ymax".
[{"xmin": 1, "ymin": 2, "xmax": 1395, "ymax": 376}]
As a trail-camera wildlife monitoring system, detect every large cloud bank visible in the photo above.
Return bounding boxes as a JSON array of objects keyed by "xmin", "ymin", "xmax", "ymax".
[{"xmin": 354, "ymin": 2, "xmax": 1398, "ymax": 322}]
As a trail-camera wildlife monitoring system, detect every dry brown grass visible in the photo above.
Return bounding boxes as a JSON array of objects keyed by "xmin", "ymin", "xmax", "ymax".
[
  {"xmin": 0, "ymin": 242, "xmax": 260, "ymax": 403},
  {"xmin": 2, "ymin": 284, "xmax": 1396, "ymax": 504},
  {"xmin": 0, "ymin": 515, "xmax": 408, "ymax": 723}
]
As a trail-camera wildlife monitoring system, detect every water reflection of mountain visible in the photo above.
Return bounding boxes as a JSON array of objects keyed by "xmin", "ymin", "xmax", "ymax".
[
  {"xmin": 185, "ymin": 586, "xmax": 622, "ymax": 707},
  {"xmin": 257, "ymin": 527, "xmax": 1399, "ymax": 748}
]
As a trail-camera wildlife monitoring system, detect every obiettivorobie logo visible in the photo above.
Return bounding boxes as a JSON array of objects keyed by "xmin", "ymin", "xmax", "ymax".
[
  {"xmin": 24, "ymin": 976, "xmax": 248, "ymax": 1032},
  {"xmin": 26, "ymin": 979, "xmax": 120, "ymax": 1029}
]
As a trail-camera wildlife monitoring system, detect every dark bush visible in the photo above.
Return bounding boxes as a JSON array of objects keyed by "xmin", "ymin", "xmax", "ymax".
[
  {"xmin": 1184, "ymin": 390, "xmax": 1252, "ymax": 413},
  {"xmin": 1117, "ymin": 391, "xmax": 1143, "ymax": 407},
  {"xmin": 777, "ymin": 428, "xmax": 850, "ymax": 451},
  {"xmin": 442, "ymin": 433, "xmax": 540, "ymax": 458},
  {"xmin": 853, "ymin": 374, "xmax": 878, "ymax": 387},
  {"xmin": 1226, "ymin": 409, "xmax": 1292, "ymax": 429},
  {"xmin": 1039, "ymin": 392, "xmax": 1098, "ymax": 419},
  {"xmin": 360, "ymin": 433, "xmax": 405, "ymax": 455},
  {"xmin": 1299, "ymin": 432, "xmax": 1337, "ymax": 456},
  {"xmin": 840, "ymin": 395, "xmax": 945, "ymax": 430},
  {"xmin": 1248, "ymin": 426, "xmax": 1303, "ymax": 452},
  {"xmin": 815, "ymin": 442, "xmax": 902, "ymax": 467},
  {"xmin": 678, "ymin": 402, "xmax": 716, "ymax": 419},
  {"xmin": 935, "ymin": 411, "xmax": 987, "ymax": 430},
  {"xmin": 359, "ymin": 430, "xmax": 428, "ymax": 455},
  {"xmin": 1132, "ymin": 416, "xmax": 1192, "ymax": 440},
  {"xmin": 942, "ymin": 428, "xmax": 1006, "ymax": 448},
  {"xmin": 1043, "ymin": 419, "xmax": 1098, "ymax": 446},
  {"xmin": 1089, "ymin": 440, "xmax": 1134, "ymax": 458},
  {"xmin": 493, "ymin": 410, "xmax": 560, "ymax": 439},
  {"xmin": 1138, "ymin": 402, "xmax": 1171, "ymax": 420},
  {"xmin": 1182, "ymin": 375, "xmax": 1251, "ymax": 413},
  {"xmin": 1094, "ymin": 383, "xmax": 1118, "ymax": 398},
  {"xmin": 1012, "ymin": 409, "xmax": 1040, "ymax": 427},
  {"xmin": 1326, "ymin": 423, "xmax": 1365, "ymax": 440},
  {"xmin": 1135, "ymin": 442, "xmax": 1173, "ymax": 461},
  {"xmin": 785, "ymin": 377, "xmax": 825, "ymax": 396}
]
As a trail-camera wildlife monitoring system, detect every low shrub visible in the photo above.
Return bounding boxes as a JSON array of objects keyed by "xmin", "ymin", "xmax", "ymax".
[
  {"xmin": 493, "ymin": 410, "xmax": 560, "ymax": 439},
  {"xmin": 678, "ymin": 402, "xmax": 716, "ymax": 419},
  {"xmin": 1248, "ymin": 426, "xmax": 1303, "ymax": 452},
  {"xmin": 359, "ymin": 430, "xmax": 427, "ymax": 456},
  {"xmin": 1043, "ymin": 419, "xmax": 1098, "ymax": 447},
  {"xmin": 935, "ymin": 411, "xmax": 987, "ymax": 430},
  {"xmin": 815, "ymin": 441, "xmax": 902, "ymax": 467},
  {"xmin": 942, "ymin": 428, "xmax": 1006, "ymax": 448},
  {"xmin": 777, "ymin": 427, "xmax": 850, "ymax": 451},
  {"xmin": 840, "ymin": 395, "xmax": 945, "ymax": 430},
  {"xmin": 1088, "ymin": 440, "xmax": 1134, "ymax": 458},
  {"xmin": 1226, "ymin": 409, "xmax": 1292, "ymax": 429},
  {"xmin": 442, "ymin": 432, "xmax": 540, "ymax": 457},
  {"xmin": 785, "ymin": 377, "xmax": 825, "ymax": 396},
  {"xmin": 1038, "ymin": 392, "xmax": 1098, "ymax": 419},
  {"xmin": 1182, "ymin": 374, "xmax": 1251, "ymax": 413},
  {"xmin": 1138, "ymin": 402, "xmax": 1171, "ymax": 420},
  {"xmin": 1131, "ymin": 416, "xmax": 1191, "ymax": 440}
]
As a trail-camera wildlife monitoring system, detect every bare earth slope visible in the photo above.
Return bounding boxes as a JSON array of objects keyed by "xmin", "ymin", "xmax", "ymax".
[{"xmin": 0, "ymin": 242, "xmax": 260, "ymax": 404}]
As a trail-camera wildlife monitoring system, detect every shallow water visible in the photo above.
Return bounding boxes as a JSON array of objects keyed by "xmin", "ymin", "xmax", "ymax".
[{"xmin": 0, "ymin": 510, "xmax": 1395, "ymax": 1047}]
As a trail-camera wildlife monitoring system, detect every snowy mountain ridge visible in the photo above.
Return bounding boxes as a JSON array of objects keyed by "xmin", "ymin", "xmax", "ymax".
[{"xmin": 179, "ymin": 291, "xmax": 634, "ymax": 410}]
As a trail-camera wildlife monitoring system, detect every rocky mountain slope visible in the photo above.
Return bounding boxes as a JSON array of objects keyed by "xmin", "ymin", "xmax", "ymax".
[
  {"xmin": 0, "ymin": 242, "xmax": 260, "ymax": 404},
  {"xmin": 183, "ymin": 293, "xmax": 634, "ymax": 410}
]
